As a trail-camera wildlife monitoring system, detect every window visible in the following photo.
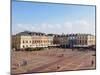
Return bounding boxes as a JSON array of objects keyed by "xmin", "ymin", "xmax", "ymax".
[
  {"xmin": 23, "ymin": 40, "xmax": 24, "ymax": 43},
  {"xmin": 26, "ymin": 45, "xmax": 28, "ymax": 47},
  {"xmin": 26, "ymin": 41, "xmax": 28, "ymax": 43},
  {"xmin": 23, "ymin": 45, "xmax": 25, "ymax": 48}
]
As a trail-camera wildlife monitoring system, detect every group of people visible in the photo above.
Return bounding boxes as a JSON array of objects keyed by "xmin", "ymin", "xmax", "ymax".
[{"xmin": 16, "ymin": 59, "xmax": 28, "ymax": 67}]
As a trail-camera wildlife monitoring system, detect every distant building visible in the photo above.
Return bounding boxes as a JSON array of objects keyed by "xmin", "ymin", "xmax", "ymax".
[
  {"xmin": 12, "ymin": 31, "xmax": 49, "ymax": 49},
  {"xmin": 12, "ymin": 31, "xmax": 96, "ymax": 50},
  {"xmin": 52, "ymin": 33, "xmax": 95, "ymax": 48},
  {"xmin": 66, "ymin": 34, "xmax": 96, "ymax": 48},
  {"xmin": 59, "ymin": 35, "xmax": 69, "ymax": 48},
  {"xmin": 47, "ymin": 34, "xmax": 54, "ymax": 47},
  {"xmin": 53, "ymin": 35, "xmax": 61, "ymax": 46},
  {"xmin": 74, "ymin": 34, "xmax": 95, "ymax": 47}
]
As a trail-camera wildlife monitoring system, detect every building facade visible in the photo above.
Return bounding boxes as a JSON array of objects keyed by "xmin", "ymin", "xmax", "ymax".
[
  {"xmin": 12, "ymin": 31, "xmax": 96, "ymax": 49},
  {"xmin": 66, "ymin": 34, "xmax": 96, "ymax": 47},
  {"xmin": 52, "ymin": 34, "xmax": 95, "ymax": 48},
  {"xmin": 12, "ymin": 31, "xmax": 51, "ymax": 49}
]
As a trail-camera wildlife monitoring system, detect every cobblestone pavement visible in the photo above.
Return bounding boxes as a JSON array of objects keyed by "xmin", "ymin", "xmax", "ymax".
[{"xmin": 11, "ymin": 48, "xmax": 96, "ymax": 74}]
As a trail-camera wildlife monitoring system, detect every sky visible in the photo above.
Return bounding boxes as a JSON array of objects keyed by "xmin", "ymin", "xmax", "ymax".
[{"xmin": 12, "ymin": 0, "xmax": 96, "ymax": 35}]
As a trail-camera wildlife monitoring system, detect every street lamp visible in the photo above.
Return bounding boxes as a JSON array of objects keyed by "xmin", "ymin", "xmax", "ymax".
[{"xmin": 71, "ymin": 36, "xmax": 75, "ymax": 51}]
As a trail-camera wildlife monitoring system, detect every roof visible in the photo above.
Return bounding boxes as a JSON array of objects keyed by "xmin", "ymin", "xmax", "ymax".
[
  {"xmin": 15, "ymin": 31, "xmax": 46, "ymax": 36},
  {"xmin": 13, "ymin": 31, "xmax": 94, "ymax": 37}
]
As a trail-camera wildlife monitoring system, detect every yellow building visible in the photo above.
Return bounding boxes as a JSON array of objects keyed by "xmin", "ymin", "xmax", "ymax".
[
  {"xmin": 87, "ymin": 34, "xmax": 95, "ymax": 46},
  {"xmin": 12, "ymin": 31, "xmax": 49, "ymax": 49},
  {"xmin": 32, "ymin": 35, "xmax": 48, "ymax": 47}
]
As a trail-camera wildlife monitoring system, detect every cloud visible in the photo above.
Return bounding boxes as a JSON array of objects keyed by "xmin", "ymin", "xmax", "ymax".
[
  {"xmin": 12, "ymin": 20, "xmax": 95, "ymax": 35},
  {"xmin": 71, "ymin": 20, "xmax": 95, "ymax": 34}
]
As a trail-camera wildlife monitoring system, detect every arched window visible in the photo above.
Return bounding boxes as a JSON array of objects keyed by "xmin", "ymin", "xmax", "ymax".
[
  {"xmin": 23, "ymin": 45, "xmax": 25, "ymax": 48},
  {"xmin": 23, "ymin": 40, "xmax": 24, "ymax": 43},
  {"xmin": 26, "ymin": 41, "xmax": 28, "ymax": 43}
]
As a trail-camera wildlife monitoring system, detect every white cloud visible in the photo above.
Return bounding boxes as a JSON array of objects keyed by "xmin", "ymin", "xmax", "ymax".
[
  {"xmin": 13, "ymin": 20, "xmax": 95, "ymax": 35},
  {"xmin": 64, "ymin": 22, "xmax": 73, "ymax": 28},
  {"xmin": 71, "ymin": 20, "xmax": 95, "ymax": 34}
]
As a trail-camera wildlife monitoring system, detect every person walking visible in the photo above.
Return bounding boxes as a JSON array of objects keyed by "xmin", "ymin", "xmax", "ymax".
[
  {"xmin": 91, "ymin": 60, "xmax": 94, "ymax": 66},
  {"xmin": 57, "ymin": 65, "xmax": 60, "ymax": 69},
  {"xmin": 22, "ymin": 59, "xmax": 28, "ymax": 66}
]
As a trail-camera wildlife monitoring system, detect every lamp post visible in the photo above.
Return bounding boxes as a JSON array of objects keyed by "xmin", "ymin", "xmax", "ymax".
[{"xmin": 71, "ymin": 36, "xmax": 74, "ymax": 51}]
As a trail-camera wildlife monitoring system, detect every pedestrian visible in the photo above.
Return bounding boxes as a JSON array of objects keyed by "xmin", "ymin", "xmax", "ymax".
[
  {"xmin": 91, "ymin": 60, "xmax": 94, "ymax": 66},
  {"xmin": 17, "ymin": 63, "xmax": 21, "ymax": 67},
  {"xmin": 57, "ymin": 65, "xmax": 60, "ymax": 69},
  {"xmin": 61, "ymin": 54, "xmax": 64, "ymax": 57},
  {"xmin": 22, "ymin": 59, "xmax": 28, "ymax": 66}
]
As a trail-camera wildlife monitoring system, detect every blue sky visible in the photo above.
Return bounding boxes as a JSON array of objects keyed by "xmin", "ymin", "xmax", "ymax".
[{"xmin": 12, "ymin": 0, "xmax": 96, "ymax": 35}]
